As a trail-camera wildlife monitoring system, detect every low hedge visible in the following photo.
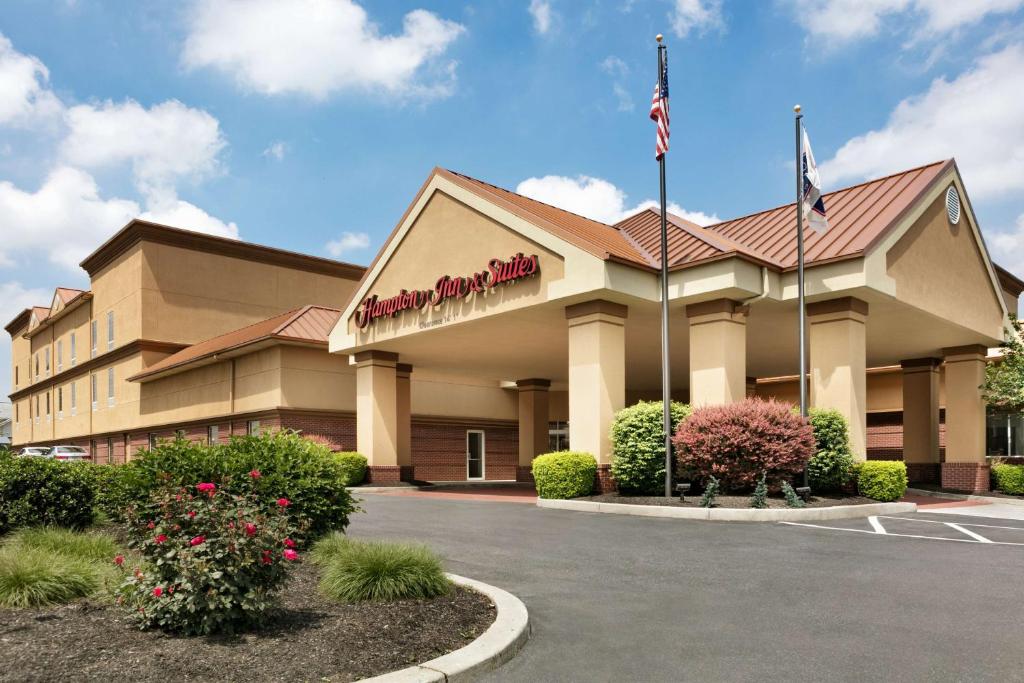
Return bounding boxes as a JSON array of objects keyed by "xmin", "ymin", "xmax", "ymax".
[
  {"xmin": 857, "ymin": 461, "xmax": 908, "ymax": 502},
  {"xmin": 335, "ymin": 452, "xmax": 368, "ymax": 486},
  {"xmin": 991, "ymin": 463, "xmax": 1024, "ymax": 495},
  {"xmin": 0, "ymin": 458, "xmax": 96, "ymax": 533},
  {"xmin": 532, "ymin": 451, "xmax": 597, "ymax": 499}
]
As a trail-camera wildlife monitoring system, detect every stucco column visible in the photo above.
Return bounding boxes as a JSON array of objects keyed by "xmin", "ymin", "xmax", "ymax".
[
  {"xmin": 900, "ymin": 358, "xmax": 941, "ymax": 485},
  {"xmin": 396, "ymin": 363, "xmax": 413, "ymax": 482},
  {"xmin": 516, "ymin": 378, "xmax": 551, "ymax": 483},
  {"xmin": 808, "ymin": 297, "xmax": 868, "ymax": 460},
  {"xmin": 941, "ymin": 345, "xmax": 989, "ymax": 492},
  {"xmin": 685, "ymin": 299, "xmax": 748, "ymax": 406},
  {"xmin": 566, "ymin": 300, "xmax": 626, "ymax": 493},
  {"xmin": 355, "ymin": 350, "xmax": 400, "ymax": 485}
]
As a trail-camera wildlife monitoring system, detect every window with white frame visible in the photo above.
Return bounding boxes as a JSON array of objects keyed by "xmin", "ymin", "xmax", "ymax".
[
  {"xmin": 70, "ymin": 331, "xmax": 76, "ymax": 365},
  {"xmin": 107, "ymin": 367, "xmax": 115, "ymax": 406},
  {"xmin": 107, "ymin": 437, "xmax": 114, "ymax": 464},
  {"xmin": 207, "ymin": 425, "xmax": 219, "ymax": 445},
  {"xmin": 57, "ymin": 386, "xmax": 63, "ymax": 418},
  {"xmin": 34, "ymin": 353, "xmax": 39, "ymax": 379},
  {"xmin": 91, "ymin": 373, "xmax": 98, "ymax": 411},
  {"xmin": 71, "ymin": 381, "xmax": 77, "ymax": 415},
  {"xmin": 57, "ymin": 340, "xmax": 63, "ymax": 372},
  {"xmin": 548, "ymin": 421, "xmax": 570, "ymax": 452},
  {"xmin": 14, "ymin": 365, "xmax": 18, "ymax": 388},
  {"xmin": 45, "ymin": 347, "xmax": 50, "ymax": 376},
  {"xmin": 45, "ymin": 391, "xmax": 50, "ymax": 419},
  {"xmin": 90, "ymin": 320, "xmax": 97, "ymax": 357},
  {"xmin": 107, "ymin": 311, "xmax": 114, "ymax": 350},
  {"xmin": 148, "ymin": 433, "xmax": 157, "ymax": 450},
  {"xmin": 247, "ymin": 420, "xmax": 260, "ymax": 436}
]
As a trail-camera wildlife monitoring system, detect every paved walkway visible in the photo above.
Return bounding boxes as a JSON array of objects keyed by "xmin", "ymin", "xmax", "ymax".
[
  {"xmin": 356, "ymin": 485, "xmax": 537, "ymax": 504},
  {"xmin": 349, "ymin": 493, "xmax": 1024, "ymax": 682}
]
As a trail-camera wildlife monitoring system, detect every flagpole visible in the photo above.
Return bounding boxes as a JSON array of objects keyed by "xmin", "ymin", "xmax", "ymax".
[
  {"xmin": 657, "ymin": 35, "xmax": 673, "ymax": 498},
  {"xmin": 795, "ymin": 104, "xmax": 809, "ymax": 489}
]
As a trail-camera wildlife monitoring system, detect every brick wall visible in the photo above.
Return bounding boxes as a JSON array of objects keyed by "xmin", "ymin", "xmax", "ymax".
[
  {"xmin": 866, "ymin": 410, "xmax": 948, "ymax": 477},
  {"xmin": 411, "ymin": 422, "xmax": 518, "ymax": 482},
  {"xmin": 279, "ymin": 412, "xmax": 356, "ymax": 452}
]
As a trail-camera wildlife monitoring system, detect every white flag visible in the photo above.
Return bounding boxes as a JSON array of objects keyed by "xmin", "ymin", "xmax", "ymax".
[{"xmin": 801, "ymin": 128, "xmax": 828, "ymax": 233}]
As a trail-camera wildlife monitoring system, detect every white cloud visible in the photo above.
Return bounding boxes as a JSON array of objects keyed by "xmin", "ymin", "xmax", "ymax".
[
  {"xmin": 991, "ymin": 213, "xmax": 1024, "ymax": 278},
  {"xmin": 822, "ymin": 44, "xmax": 1024, "ymax": 199},
  {"xmin": 262, "ymin": 141, "xmax": 287, "ymax": 161},
  {"xmin": 669, "ymin": 0, "xmax": 724, "ymax": 38},
  {"xmin": 182, "ymin": 0, "xmax": 466, "ymax": 100},
  {"xmin": 600, "ymin": 56, "xmax": 633, "ymax": 112},
  {"xmin": 61, "ymin": 99, "xmax": 225, "ymax": 196},
  {"xmin": 0, "ymin": 280, "xmax": 54, "ymax": 398},
  {"xmin": 326, "ymin": 231, "xmax": 371, "ymax": 258},
  {"xmin": 140, "ymin": 189, "xmax": 239, "ymax": 239},
  {"xmin": 789, "ymin": 0, "xmax": 1024, "ymax": 44},
  {"xmin": 0, "ymin": 33, "xmax": 63, "ymax": 126},
  {"xmin": 515, "ymin": 174, "xmax": 719, "ymax": 226},
  {"xmin": 529, "ymin": 0, "xmax": 553, "ymax": 35}
]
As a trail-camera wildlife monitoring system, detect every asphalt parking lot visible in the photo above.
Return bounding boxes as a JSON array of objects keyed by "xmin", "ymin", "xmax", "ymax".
[
  {"xmin": 782, "ymin": 509, "xmax": 1024, "ymax": 546},
  {"xmin": 349, "ymin": 493, "xmax": 1024, "ymax": 683}
]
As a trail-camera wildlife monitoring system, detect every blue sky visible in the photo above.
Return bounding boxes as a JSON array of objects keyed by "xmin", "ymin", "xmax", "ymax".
[{"xmin": 2, "ymin": 0, "xmax": 1024, "ymax": 398}]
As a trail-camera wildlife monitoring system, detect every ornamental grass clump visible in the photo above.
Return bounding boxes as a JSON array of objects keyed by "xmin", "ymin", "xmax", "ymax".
[
  {"xmin": 314, "ymin": 534, "xmax": 451, "ymax": 603},
  {"xmin": 673, "ymin": 398, "xmax": 815, "ymax": 492},
  {"xmin": 116, "ymin": 478, "xmax": 302, "ymax": 635},
  {"xmin": 10, "ymin": 527, "xmax": 120, "ymax": 565},
  {"xmin": 0, "ymin": 546, "xmax": 100, "ymax": 608}
]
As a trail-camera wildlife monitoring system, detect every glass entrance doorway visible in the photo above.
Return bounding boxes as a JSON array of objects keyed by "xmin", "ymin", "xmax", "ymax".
[{"xmin": 467, "ymin": 430, "xmax": 485, "ymax": 480}]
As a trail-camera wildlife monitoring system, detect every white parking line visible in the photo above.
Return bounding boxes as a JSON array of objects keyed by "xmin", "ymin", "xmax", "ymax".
[
  {"xmin": 868, "ymin": 516, "xmax": 887, "ymax": 534},
  {"xmin": 946, "ymin": 522, "xmax": 992, "ymax": 543},
  {"xmin": 778, "ymin": 521, "xmax": 1024, "ymax": 547},
  {"xmin": 878, "ymin": 516, "xmax": 1024, "ymax": 531}
]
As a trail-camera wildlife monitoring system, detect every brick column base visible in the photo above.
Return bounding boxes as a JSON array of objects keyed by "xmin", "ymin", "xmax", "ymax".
[
  {"xmin": 399, "ymin": 465, "xmax": 415, "ymax": 482},
  {"xmin": 367, "ymin": 465, "xmax": 402, "ymax": 486},
  {"xmin": 905, "ymin": 463, "xmax": 941, "ymax": 485},
  {"xmin": 941, "ymin": 462, "xmax": 990, "ymax": 493},
  {"xmin": 592, "ymin": 465, "xmax": 617, "ymax": 494},
  {"xmin": 516, "ymin": 466, "xmax": 534, "ymax": 483}
]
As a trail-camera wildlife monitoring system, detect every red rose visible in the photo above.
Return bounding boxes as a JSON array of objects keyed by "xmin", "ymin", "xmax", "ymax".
[
  {"xmin": 152, "ymin": 586, "xmax": 163, "ymax": 597},
  {"xmin": 244, "ymin": 523, "xmax": 257, "ymax": 537},
  {"xmin": 189, "ymin": 535, "xmax": 206, "ymax": 546},
  {"xmin": 249, "ymin": 469, "xmax": 261, "ymax": 479},
  {"xmin": 147, "ymin": 521, "xmax": 155, "ymax": 529},
  {"xmin": 283, "ymin": 538, "xmax": 296, "ymax": 548},
  {"xmin": 227, "ymin": 521, "xmax": 235, "ymax": 529},
  {"xmin": 260, "ymin": 551, "xmax": 273, "ymax": 565},
  {"xmin": 155, "ymin": 534, "xmax": 168, "ymax": 544},
  {"xmin": 113, "ymin": 555, "xmax": 125, "ymax": 566},
  {"xmin": 276, "ymin": 498, "xmax": 290, "ymax": 507},
  {"xmin": 283, "ymin": 549, "xmax": 299, "ymax": 561},
  {"xmin": 196, "ymin": 482, "xmax": 215, "ymax": 492},
  {"xmin": 188, "ymin": 511, "xmax": 196, "ymax": 518}
]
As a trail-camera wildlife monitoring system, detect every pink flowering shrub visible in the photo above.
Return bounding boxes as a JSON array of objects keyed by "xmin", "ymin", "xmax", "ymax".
[
  {"xmin": 672, "ymin": 398, "xmax": 815, "ymax": 492},
  {"xmin": 116, "ymin": 481, "xmax": 305, "ymax": 635}
]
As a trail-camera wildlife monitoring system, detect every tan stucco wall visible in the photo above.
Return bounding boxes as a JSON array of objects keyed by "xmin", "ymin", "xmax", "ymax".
[
  {"xmin": 141, "ymin": 242, "xmax": 358, "ymax": 345},
  {"xmin": 10, "ymin": 323, "xmax": 30, "ymax": 394},
  {"xmin": 280, "ymin": 346, "xmax": 356, "ymax": 411},
  {"xmin": 409, "ymin": 370, "xmax": 518, "ymax": 421},
  {"xmin": 756, "ymin": 367, "xmax": 948, "ymax": 412},
  {"xmin": 139, "ymin": 361, "xmax": 233, "ymax": 425},
  {"xmin": 52, "ymin": 304, "xmax": 92, "ymax": 372},
  {"xmin": 345, "ymin": 191, "xmax": 565, "ymax": 342},
  {"xmin": 233, "ymin": 347, "xmax": 284, "ymax": 413},
  {"xmin": 886, "ymin": 191, "xmax": 1005, "ymax": 340},
  {"xmin": 91, "ymin": 244, "xmax": 144, "ymax": 351}
]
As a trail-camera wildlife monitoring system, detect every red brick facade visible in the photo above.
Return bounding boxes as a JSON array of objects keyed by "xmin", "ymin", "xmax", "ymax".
[
  {"xmin": 593, "ymin": 464, "xmax": 616, "ymax": 494},
  {"xmin": 409, "ymin": 421, "xmax": 518, "ymax": 482},
  {"xmin": 941, "ymin": 462, "xmax": 990, "ymax": 493},
  {"xmin": 866, "ymin": 410, "xmax": 952, "ymax": 485}
]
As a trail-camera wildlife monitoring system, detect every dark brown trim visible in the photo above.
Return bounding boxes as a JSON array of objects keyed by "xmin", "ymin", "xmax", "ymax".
[
  {"xmin": 900, "ymin": 357, "xmax": 942, "ymax": 370},
  {"xmin": 995, "ymin": 264, "xmax": 1024, "ymax": 297},
  {"xmin": 4, "ymin": 309, "xmax": 31, "ymax": 336},
  {"xmin": 80, "ymin": 219, "xmax": 366, "ymax": 280},
  {"xmin": 8, "ymin": 339, "xmax": 187, "ymax": 401},
  {"xmin": 353, "ymin": 350, "xmax": 399, "ymax": 364},
  {"xmin": 516, "ymin": 378, "xmax": 551, "ymax": 389},
  {"xmin": 411, "ymin": 414, "xmax": 519, "ymax": 429},
  {"xmin": 942, "ymin": 344, "xmax": 989, "ymax": 358},
  {"xmin": 806, "ymin": 296, "xmax": 869, "ymax": 317},
  {"xmin": 564, "ymin": 299, "xmax": 628, "ymax": 320},
  {"xmin": 396, "ymin": 363, "xmax": 413, "ymax": 375},
  {"xmin": 685, "ymin": 298, "xmax": 742, "ymax": 318}
]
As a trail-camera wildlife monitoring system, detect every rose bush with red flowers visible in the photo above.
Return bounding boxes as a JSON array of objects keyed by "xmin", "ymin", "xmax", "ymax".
[{"xmin": 116, "ymin": 481, "xmax": 304, "ymax": 635}]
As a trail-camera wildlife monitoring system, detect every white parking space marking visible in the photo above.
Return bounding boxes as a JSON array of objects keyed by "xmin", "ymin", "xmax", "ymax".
[
  {"xmin": 779, "ymin": 520, "xmax": 1024, "ymax": 547},
  {"xmin": 945, "ymin": 522, "xmax": 993, "ymax": 543},
  {"xmin": 867, "ymin": 516, "xmax": 887, "ymax": 534},
  {"xmin": 879, "ymin": 516, "xmax": 1024, "ymax": 531}
]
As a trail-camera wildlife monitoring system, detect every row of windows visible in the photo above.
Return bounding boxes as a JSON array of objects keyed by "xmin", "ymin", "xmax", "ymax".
[
  {"xmin": 14, "ymin": 367, "xmax": 117, "ymax": 423},
  {"xmin": 16, "ymin": 312, "xmax": 115, "ymax": 389}
]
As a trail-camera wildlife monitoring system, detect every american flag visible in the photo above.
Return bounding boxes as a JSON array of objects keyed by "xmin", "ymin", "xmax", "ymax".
[{"xmin": 649, "ymin": 54, "xmax": 669, "ymax": 159}]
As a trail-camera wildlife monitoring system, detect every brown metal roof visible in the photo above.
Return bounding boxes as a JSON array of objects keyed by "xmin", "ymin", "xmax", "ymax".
[
  {"xmin": 30, "ymin": 306, "xmax": 50, "ymax": 323},
  {"xmin": 703, "ymin": 160, "xmax": 953, "ymax": 270},
  {"xmin": 128, "ymin": 305, "xmax": 342, "ymax": 382},
  {"xmin": 54, "ymin": 287, "xmax": 87, "ymax": 305}
]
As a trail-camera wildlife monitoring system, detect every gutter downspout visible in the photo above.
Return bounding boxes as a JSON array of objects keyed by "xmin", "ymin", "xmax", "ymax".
[{"xmin": 740, "ymin": 266, "xmax": 771, "ymax": 308}]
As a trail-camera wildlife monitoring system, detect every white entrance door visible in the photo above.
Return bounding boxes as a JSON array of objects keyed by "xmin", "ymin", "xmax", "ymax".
[{"xmin": 467, "ymin": 430, "xmax": 485, "ymax": 480}]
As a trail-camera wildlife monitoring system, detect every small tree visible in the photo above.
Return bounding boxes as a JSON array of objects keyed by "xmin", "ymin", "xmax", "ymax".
[
  {"xmin": 749, "ymin": 472, "xmax": 768, "ymax": 509},
  {"xmin": 984, "ymin": 315, "xmax": 1024, "ymax": 411}
]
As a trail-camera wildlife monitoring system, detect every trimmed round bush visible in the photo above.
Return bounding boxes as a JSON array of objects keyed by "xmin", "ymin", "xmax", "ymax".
[
  {"xmin": 857, "ymin": 461, "xmax": 908, "ymax": 501},
  {"xmin": 0, "ymin": 546, "xmax": 101, "ymax": 608},
  {"xmin": 991, "ymin": 463, "xmax": 1024, "ymax": 495},
  {"xmin": 335, "ymin": 452, "xmax": 368, "ymax": 486},
  {"xmin": 0, "ymin": 457, "xmax": 96, "ymax": 533},
  {"xmin": 807, "ymin": 408, "xmax": 855, "ymax": 492},
  {"xmin": 673, "ymin": 398, "xmax": 815, "ymax": 492},
  {"xmin": 610, "ymin": 401, "xmax": 691, "ymax": 494},
  {"xmin": 532, "ymin": 451, "xmax": 598, "ymax": 499},
  {"xmin": 315, "ymin": 536, "xmax": 451, "ymax": 603}
]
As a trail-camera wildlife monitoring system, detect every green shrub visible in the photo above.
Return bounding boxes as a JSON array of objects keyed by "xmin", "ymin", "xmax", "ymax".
[
  {"xmin": 610, "ymin": 401, "xmax": 691, "ymax": 494},
  {"xmin": 103, "ymin": 431, "xmax": 357, "ymax": 539},
  {"xmin": 531, "ymin": 451, "xmax": 598, "ymax": 499},
  {"xmin": 335, "ymin": 452, "xmax": 368, "ymax": 486},
  {"xmin": 749, "ymin": 472, "xmax": 768, "ymax": 509},
  {"xmin": 781, "ymin": 481, "xmax": 806, "ymax": 508},
  {"xmin": 315, "ymin": 535, "xmax": 451, "ymax": 603},
  {"xmin": 116, "ymin": 481, "xmax": 298, "ymax": 635},
  {"xmin": 0, "ymin": 546, "xmax": 101, "ymax": 608},
  {"xmin": 991, "ymin": 463, "xmax": 1024, "ymax": 495},
  {"xmin": 807, "ymin": 409, "xmax": 855, "ymax": 492},
  {"xmin": 699, "ymin": 476, "xmax": 720, "ymax": 508},
  {"xmin": 0, "ymin": 457, "xmax": 96, "ymax": 533},
  {"xmin": 857, "ymin": 461, "xmax": 908, "ymax": 502}
]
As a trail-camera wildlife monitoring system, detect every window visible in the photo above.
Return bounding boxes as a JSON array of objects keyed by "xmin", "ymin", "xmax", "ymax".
[
  {"xmin": 107, "ymin": 311, "xmax": 114, "ymax": 350},
  {"xmin": 14, "ymin": 366, "xmax": 18, "ymax": 388},
  {"xmin": 15, "ymin": 402, "xmax": 18, "ymax": 423},
  {"xmin": 207, "ymin": 425, "xmax": 219, "ymax": 445},
  {"xmin": 148, "ymin": 433, "xmax": 157, "ymax": 450},
  {"xmin": 57, "ymin": 387, "xmax": 63, "ymax": 418},
  {"xmin": 70, "ymin": 332, "xmax": 76, "ymax": 365},
  {"xmin": 57, "ymin": 340, "xmax": 63, "ymax": 372},
  {"xmin": 90, "ymin": 320, "xmax": 97, "ymax": 358},
  {"xmin": 548, "ymin": 421, "xmax": 570, "ymax": 452},
  {"xmin": 34, "ymin": 353, "xmax": 39, "ymax": 379},
  {"xmin": 175, "ymin": 429, "xmax": 186, "ymax": 440},
  {"xmin": 246, "ymin": 420, "xmax": 260, "ymax": 436},
  {"xmin": 107, "ymin": 367, "xmax": 115, "ymax": 407},
  {"xmin": 45, "ymin": 347, "xmax": 50, "ymax": 376},
  {"xmin": 987, "ymin": 411, "xmax": 1024, "ymax": 457},
  {"xmin": 90, "ymin": 439, "xmax": 97, "ymax": 459},
  {"xmin": 123, "ymin": 434, "xmax": 131, "ymax": 461},
  {"xmin": 45, "ymin": 391, "xmax": 50, "ymax": 418},
  {"xmin": 71, "ymin": 381, "xmax": 77, "ymax": 415},
  {"xmin": 91, "ymin": 373, "xmax": 98, "ymax": 411},
  {"xmin": 107, "ymin": 437, "xmax": 114, "ymax": 465}
]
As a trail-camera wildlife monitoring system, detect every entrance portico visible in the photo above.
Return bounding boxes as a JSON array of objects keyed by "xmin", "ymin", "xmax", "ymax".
[{"xmin": 331, "ymin": 162, "xmax": 1014, "ymax": 493}]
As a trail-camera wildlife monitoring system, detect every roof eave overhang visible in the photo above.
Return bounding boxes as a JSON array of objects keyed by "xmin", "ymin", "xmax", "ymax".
[
  {"xmin": 129, "ymin": 337, "xmax": 326, "ymax": 383},
  {"xmin": 23, "ymin": 293, "xmax": 93, "ymax": 339}
]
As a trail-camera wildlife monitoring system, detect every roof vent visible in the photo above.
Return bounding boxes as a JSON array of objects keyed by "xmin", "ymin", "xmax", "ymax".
[{"xmin": 946, "ymin": 186, "xmax": 961, "ymax": 225}]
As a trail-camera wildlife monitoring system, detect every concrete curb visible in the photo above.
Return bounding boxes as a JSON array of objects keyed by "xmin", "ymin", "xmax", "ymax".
[
  {"xmin": 906, "ymin": 487, "xmax": 1024, "ymax": 508},
  {"xmin": 536, "ymin": 497, "xmax": 917, "ymax": 521},
  {"xmin": 359, "ymin": 573, "xmax": 530, "ymax": 683}
]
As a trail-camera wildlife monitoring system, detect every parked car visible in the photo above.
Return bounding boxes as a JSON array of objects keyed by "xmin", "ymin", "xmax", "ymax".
[
  {"xmin": 16, "ymin": 446, "xmax": 50, "ymax": 457},
  {"xmin": 47, "ymin": 445, "xmax": 90, "ymax": 462}
]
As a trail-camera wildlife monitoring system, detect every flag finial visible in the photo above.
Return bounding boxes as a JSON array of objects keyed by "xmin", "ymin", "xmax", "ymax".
[
  {"xmin": 794, "ymin": 104, "xmax": 802, "ymax": 113},
  {"xmin": 656, "ymin": 34, "xmax": 663, "ymax": 43}
]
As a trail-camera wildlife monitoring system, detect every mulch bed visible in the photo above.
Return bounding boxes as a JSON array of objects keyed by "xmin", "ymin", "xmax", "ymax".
[
  {"xmin": 0, "ymin": 564, "xmax": 495, "ymax": 683},
  {"xmin": 581, "ymin": 492, "xmax": 878, "ymax": 508}
]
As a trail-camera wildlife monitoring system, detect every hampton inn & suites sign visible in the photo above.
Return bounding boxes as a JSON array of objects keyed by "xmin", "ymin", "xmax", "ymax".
[{"xmin": 355, "ymin": 253, "xmax": 540, "ymax": 329}]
